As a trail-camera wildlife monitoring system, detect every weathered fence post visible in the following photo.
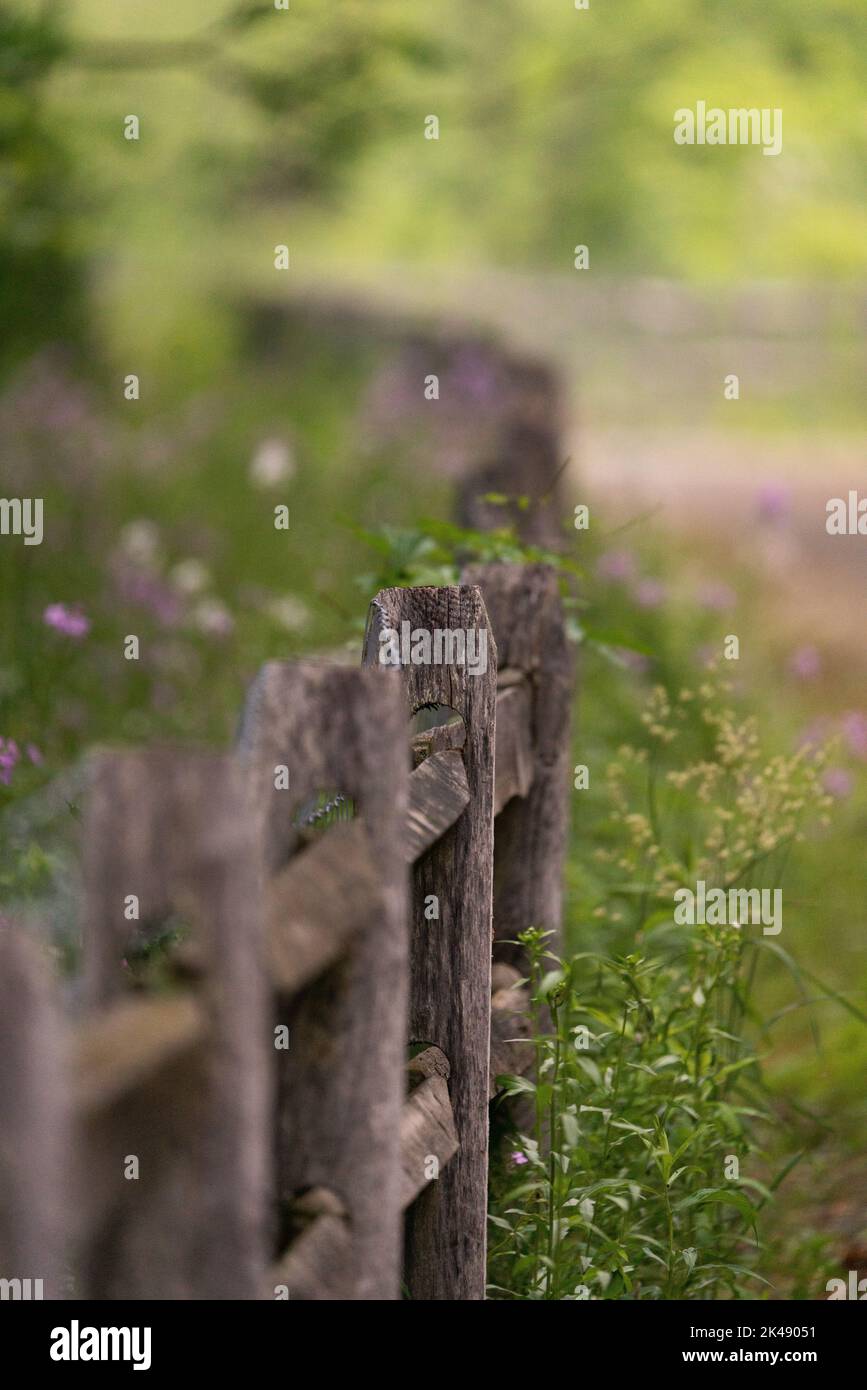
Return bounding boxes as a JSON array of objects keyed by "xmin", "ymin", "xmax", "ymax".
[
  {"xmin": 0, "ymin": 924, "xmax": 67, "ymax": 1300},
  {"xmin": 462, "ymin": 564, "xmax": 574, "ymax": 967},
  {"xmin": 458, "ymin": 356, "xmax": 566, "ymax": 548},
  {"xmin": 80, "ymin": 747, "xmax": 270, "ymax": 1298},
  {"xmin": 238, "ymin": 662, "xmax": 409, "ymax": 1300},
  {"xmin": 362, "ymin": 585, "xmax": 496, "ymax": 1300}
]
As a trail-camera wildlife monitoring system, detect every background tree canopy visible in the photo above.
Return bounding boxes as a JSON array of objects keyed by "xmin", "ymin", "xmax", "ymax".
[{"xmin": 1, "ymin": 0, "xmax": 864, "ymax": 377}]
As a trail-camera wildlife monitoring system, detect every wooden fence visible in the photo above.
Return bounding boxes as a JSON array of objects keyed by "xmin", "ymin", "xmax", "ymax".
[
  {"xmin": 0, "ymin": 319, "xmax": 573, "ymax": 1301},
  {"xmin": 0, "ymin": 561, "xmax": 573, "ymax": 1301}
]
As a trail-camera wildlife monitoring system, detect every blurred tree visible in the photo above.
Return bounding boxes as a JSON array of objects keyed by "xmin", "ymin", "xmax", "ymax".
[
  {"xmin": 0, "ymin": 2, "xmax": 82, "ymax": 376},
  {"xmin": 0, "ymin": 0, "xmax": 448, "ymax": 376}
]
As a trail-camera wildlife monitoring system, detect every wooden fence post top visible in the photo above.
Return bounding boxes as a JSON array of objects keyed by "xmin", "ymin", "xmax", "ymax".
[
  {"xmin": 457, "ymin": 353, "xmax": 566, "ymax": 549},
  {"xmin": 238, "ymin": 660, "xmax": 408, "ymax": 873},
  {"xmin": 239, "ymin": 659, "xmax": 405, "ymax": 768},
  {"xmin": 362, "ymin": 583, "xmax": 497, "ymax": 718},
  {"xmin": 460, "ymin": 562, "xmax": 566, "ymax": 665}
]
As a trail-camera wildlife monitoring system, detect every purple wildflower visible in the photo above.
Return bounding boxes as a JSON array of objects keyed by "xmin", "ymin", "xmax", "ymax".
[
  {"xmin": 43, "ymin": 603, "xmax": 90, "ymax": 638},
  {"xmin": 596, "ymin": 549, "xmax": 636, "ymax": 582},
  {"xmin": 788, "ymin": 645, "xmax": 821, "ymax": 681},
  {"xmin": 635, "ymin": 578, "xmax": 667, "ymax": 609},
  {"xmin": 841, "ymin": 712, "xmax": 867, "ymax": 761},
  {"xmin": 0, "ymin": 738, "xmax": 20, "ymax": 786},
  {"xmin": 756, "ymin": 482, "xmax": 791, "ymax": 523},
  {"xmin": 822, "ymin": 768, "xmax": 854, "ymax": 799},
  {"xmin": 697, "ymin": 581, "xmax": 736, "ymax": 612},
  {"xmin": 115, "ymin": 569, "xmax": 182, "ymax": 627},
  {"xmin": 511, "ymin": 1151, "xmax": 529, "ymax": 1166}
]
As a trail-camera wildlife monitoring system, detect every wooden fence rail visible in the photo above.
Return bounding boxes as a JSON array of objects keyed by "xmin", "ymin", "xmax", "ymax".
[{"xmin": 0, "ymin": 562, "xmax": 573, "ymax": 1301}]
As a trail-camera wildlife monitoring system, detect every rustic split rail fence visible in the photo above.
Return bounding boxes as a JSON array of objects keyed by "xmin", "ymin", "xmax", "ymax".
[
  {"xmin": 0, "ymin": 562, "xmax": 573, "ymax": 1301},
  {"xmin": 1, "ymin": 319, "xmax": 575, "ymax": 1300}
]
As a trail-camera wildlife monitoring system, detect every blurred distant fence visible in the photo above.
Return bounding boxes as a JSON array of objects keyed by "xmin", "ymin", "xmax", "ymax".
[{"xmin": 0, "ymin": 560, "xmax": 573, "ymax": 1301}]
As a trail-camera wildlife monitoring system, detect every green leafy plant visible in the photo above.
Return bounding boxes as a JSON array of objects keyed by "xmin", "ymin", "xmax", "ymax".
[{"xmin": 489, "ymin": 675, "xmax": 859, "ymax": 1300}]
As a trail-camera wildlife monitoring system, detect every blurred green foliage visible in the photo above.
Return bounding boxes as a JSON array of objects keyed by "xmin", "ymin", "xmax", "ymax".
[
  {"xmin": 396, "ymin": 0, "xmax": 866, "ymax": 277},
  {"xmin": 0, "ymin": 0, "xmax": 452, "ymax": 375},
  {"xmin": 1, "ymin": 0, "xmax": 864, "ymax": 379},
  {"xmin": 0, "ymin": 2, "xmax": 82, "ymax": 373}
]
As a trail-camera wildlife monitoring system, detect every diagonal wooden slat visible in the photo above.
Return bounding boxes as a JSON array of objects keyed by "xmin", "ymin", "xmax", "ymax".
[
  {"xmin": 411, "ymin": 718, "xmax": 466, "ymax": 766},
  {"xmin": 493, "ymin": 680, "xmax": 534, "ymax": 815},
  {"xmin": 401, "ymin": 1048, "xmax": 460, "ymax": 1209},
  {"xmin": 75, "ymin": 704, "xmax": 538, "ymax": 1130},
  {"xmin": 404, "ymin": 749, "xmax": 470, "ymax": 861},
  {"xmin": 267, "ymin": 820, "xmax": 383, "ymax": 994},
  {"xmin": 267, "ymin": 1190, "xmax": 352, "ymax": 1301},
  {"xmin": 74, "ymin": 993, "xmax": 205, "ymax": 1115}
]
